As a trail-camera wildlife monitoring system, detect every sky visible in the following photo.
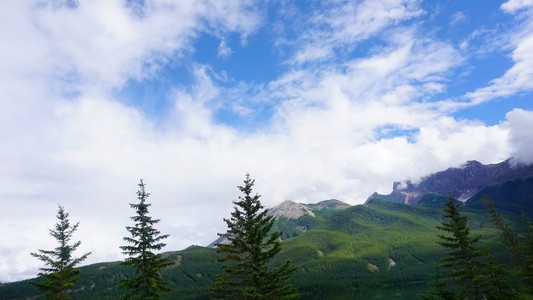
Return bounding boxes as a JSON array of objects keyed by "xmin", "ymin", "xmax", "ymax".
[{"xmin": 1, "ymin": 0, "xmax": 533, "ymax": 282}]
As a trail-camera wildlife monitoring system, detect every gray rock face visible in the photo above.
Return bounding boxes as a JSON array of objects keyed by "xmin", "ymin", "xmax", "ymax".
[
  {"xmin": 367, "ymin": 159, "xmax": 533, "ymax": 205},
  {"xmin": 267, "ymin": 200, "xmax": 315, "ymax": 219}
]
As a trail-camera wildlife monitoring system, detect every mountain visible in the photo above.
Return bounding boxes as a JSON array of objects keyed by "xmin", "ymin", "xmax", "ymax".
[
  {"xmin": 367, "ymin": 159, "xmax": 533, "ymax": 209},
  {"xmin": 267, "ymin": 200, "xmax": 316, "ymax": 219},
  {"xmin": 2, "ymin": 197, "xmax": 519, "ymax": 299},
  {"xmin": 306, "ymin": 199, "xmax": 352, "ymax": 211},
  {"xmin": 2, "ymin": 160, "xmax": 532, "ymax": 299},
  {"xmin": 267, "ymin": 199, "xmax": 352, "ymax": 219},
  {"xmin": 208, "ymin": 199, "xmax": 351, "ymax": 246},
  {"xmin": 270, "ymin": 199, "xmax": 352, "ymax": 240}
]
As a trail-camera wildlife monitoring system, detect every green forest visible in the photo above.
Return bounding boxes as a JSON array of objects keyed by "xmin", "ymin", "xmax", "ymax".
[
  {"xmin": 2, "ymin": 191, "xmax": 532, "ymax": 299},
  {"xmin": 0, "ymin": 175, "xmax": 533, "ymax": 299}
]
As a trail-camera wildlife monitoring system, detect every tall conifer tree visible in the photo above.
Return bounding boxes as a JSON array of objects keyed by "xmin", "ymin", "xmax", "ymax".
[
  {"xmin": 437, "ymin": 196, "xmax": 487, "ymax": 299},
  {"xmin": 483, "ymin": 197, "xmax": 520, "ymax": 263},
  {"xmin": 211, "ymin": 174, "xmax": 298, "ymax": 300},
  {"xmin": 484, "ymin": 197, "xmax": 533, "ymax": 294},
  {"xmin": 519, "ymin": 217, "xmax": 533, "ymax": 294},
  {"xmin": 119, "ymin": 179, "xmax": 173, "ymax": 300},
  {"xmin": 31, "ymin": 205, "xmax": 91, "ymax": 300},
  {"xmin": 435, "ymin": 196, "xmax": 514, "ymax": 299}
]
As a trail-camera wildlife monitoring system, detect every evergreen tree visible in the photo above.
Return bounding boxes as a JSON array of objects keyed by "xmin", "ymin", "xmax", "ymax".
[
  {"xmin": 119, "ymin": 179, "xmax": 173, "ymax": 300},
  {"xmin": 484, "ymin": 251, "xmax": 516, "ymax": 299},
  {"xmin": 483, "ymin": 197, "xmax": 520, "ymax": 263},
  {"xmin": 211, "ymin": 174, "xmax": 298, "ymax": 300},
  {"xmin": 518, "ymin": 216, "xmax": 533, "ymax": 294},
  {"xmin": 421, "ymin": 264, "xmax": 455, "ymax": 300},
  {"xmin": 31, "ymin": 205, "xmax": 91, "ymax": 300},
  {"xmin": 435, "ymin": 196, "xmax": 514, "ymax": 299},
  {"xmin": 484, "ymin": 196, "xmax": 533, "ymax": 294}
]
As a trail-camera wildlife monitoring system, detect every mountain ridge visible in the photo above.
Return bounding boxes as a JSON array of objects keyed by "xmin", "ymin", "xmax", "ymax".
[
  {"xmin": 367, "ymin": 159, "xmax": 533, "ymax": 206},
  {"xmin": 2, "ymin": 158, "xmax": 532, "ymax": 299}
]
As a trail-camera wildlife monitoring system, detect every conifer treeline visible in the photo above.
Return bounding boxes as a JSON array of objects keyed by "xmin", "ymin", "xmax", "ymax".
[
  {"xmin": 30, "ymin": 175, "xmax": 298, "ymax": 299},
  {"xmin": 28, "ymin": 176, "xmax": 533, "ymax": 299},
  {"xmin": 425, "ymin": 196, "xmax": 533, "ymax": 299}
]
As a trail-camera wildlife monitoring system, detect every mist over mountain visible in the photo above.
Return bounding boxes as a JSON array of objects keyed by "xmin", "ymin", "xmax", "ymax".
[{"xmin": 367, "ymin": 159, "xmax": 533, "ymax": 206}]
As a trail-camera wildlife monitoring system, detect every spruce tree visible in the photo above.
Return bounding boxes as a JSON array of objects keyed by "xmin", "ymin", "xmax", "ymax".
[
  {"xmin": 484, "ymin": 196, "xmax": 533, "ymax": 294},
  {"xmin": 119, "ymin": 179, "xmax": 173, "ymax": 300},
  {"xmin": 435, "ymin": 196, "xmax": 514, "ymax": 299},
  {"xmin": 421, "ymin": 264, "xmax": 455, "ymax": 300},
  {"xmin": 484, "ymin": 251, "xmax": 516, "ymax": 299},
  {"xmin": 211, "ymin": 174, "xmax": 298, "ymax": 300},
  {"xmin": 31, "ymin": 205, "xmax": 91, "ymax": 300},
  {"xmin": 483, "ymin": 197, "xmax": 520, "ymax": 263},
  {"xmin": 518, "ymin": 216, "xmax": 533, "ymax": 294}
]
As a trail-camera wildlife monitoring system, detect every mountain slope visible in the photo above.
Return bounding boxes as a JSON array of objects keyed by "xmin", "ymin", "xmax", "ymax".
[
  {"xmin": 367, "ymin": 159, "xmax": 533, "ymax": 210},
  {"xmin": 1, "ymin": 199, "xmax": 515, "ymax": 300},
  {"xmin": 3, "ymin": 160, "xmax": 532, "ymax": 299}
]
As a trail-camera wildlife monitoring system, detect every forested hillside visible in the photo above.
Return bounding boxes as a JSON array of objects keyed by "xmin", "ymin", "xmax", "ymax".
[{"xmin": 1, "ymin": 198, "xmax": 522, "ymax": 299}]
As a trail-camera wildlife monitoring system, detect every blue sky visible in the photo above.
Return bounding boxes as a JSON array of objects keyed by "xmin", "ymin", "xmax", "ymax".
[
  {"xmin": 117, "ymin": 0, "xmax": 533, "ymax": 128},
  {"xmin": 1, "ymin": 0, "xmax": 533, "ymax": 282}
]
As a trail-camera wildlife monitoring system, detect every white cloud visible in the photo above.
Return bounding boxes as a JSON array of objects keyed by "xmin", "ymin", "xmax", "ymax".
[
  {"xmin": 466, "ymin": 0, "xmax": 533, "ymax": 104},
  {"xmin": 505, "ymin": 109, "xmax": 533, "ymax": 164},
  {"xmin": 286, "ymin": 0, "xmax": 423, "ymax": 64},
  {"xmin": 2, "ymin": 0, "xmax": 262, "ymax": 92},
  {"xmin": 501, "ymin": 0, "xmax": 533, "ymax": 13},
  {"xmin": 466, "ymin": 33, "xmax": 533, "ymax": 103},
  {"xmin": 450, "ymin": 11, "xmax": 467, "ymax": 26},
  {"xmin": 217, "ymin": 40, "xmax": 233, "ymax": 58}
]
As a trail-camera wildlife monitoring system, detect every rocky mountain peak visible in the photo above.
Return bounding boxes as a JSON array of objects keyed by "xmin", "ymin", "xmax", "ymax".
[
  {"xmin": 367, "ymin": 159, "xmax": 533, "ymax": 205},
  {"xmin": 267, "ymin": 200, "xmax": 315, "ymax": 219}
]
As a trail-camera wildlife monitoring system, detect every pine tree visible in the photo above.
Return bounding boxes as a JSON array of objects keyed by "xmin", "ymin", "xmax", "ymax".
[
  {"xmin": 421, "ymin": 264, "xmax": 455, "ymax": 300},
  {"xmin": 484, "ymin": 196, "xmax": 533, "ymax": 294},
  {"xmin": 211, "ymin": 174, "xmax": 299, "ymax": 300},
  {"xmin": 435, "ymin": 196, "xmax": 513, "ymax": 299},
  {"xmin": 119, "ymin": 179, "xmax": 173, "ymax": 300},
  {"xmin": 518, "ymin": 216, "xmax": 533, "ymax": 294},
  {"xmin": 31, "ymin": 205, "xmax": 91, "ymax": 300},
  {"xmin": 484, "ymin": 251, "xmax": 516, "ymax": 299},
  {"xmin": 483, "ymin": 197, "xmax": 520, "ymax": 263}
]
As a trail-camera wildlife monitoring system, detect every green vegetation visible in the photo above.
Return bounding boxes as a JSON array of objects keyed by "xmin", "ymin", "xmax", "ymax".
[
  {"xmin": 119, "ymin": 179, "xmax": 173, "ymax": 300},
  {"xmin": 485, "ymin": 197, "xmax": 533, "ymax": 295},
  {"xmin": 467, "ymin": 177, "xmax": 533, "ymax": 214},
  {"xmin": 519, "ymin": 218, "xmax": 533, "ymax": 294},
  {"xmin": 211, "ymin": 174, "xmax": 298, "ymax": 299},
  {"xmin": 1, "ymin": 192, "xmax": 530, "ymax": 299},
  {"xmin": 30, "ymin": 205, "xmax": 91, "ymax": 300},
  {"xmin": 431, "ymin": 196, "xmax": 514, "ymax": 299}
]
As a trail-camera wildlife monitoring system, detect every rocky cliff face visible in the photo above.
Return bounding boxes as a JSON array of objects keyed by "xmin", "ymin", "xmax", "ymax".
[
  {"xmin": 267, "ymin": 200, "xmax": 315, "ymax": 219},
  {"xmin": 367, "ymin": 159, "xmax": 533, "ymax": 205}
]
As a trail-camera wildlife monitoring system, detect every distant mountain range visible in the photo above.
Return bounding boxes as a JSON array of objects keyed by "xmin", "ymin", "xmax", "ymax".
[
  {"xmin": 367, "ymin": 159, "xmax": 533, "ymax": 211},
  {"xmin": 2, "ymin": 159, "xmax": 532, "ymax": 299}
]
